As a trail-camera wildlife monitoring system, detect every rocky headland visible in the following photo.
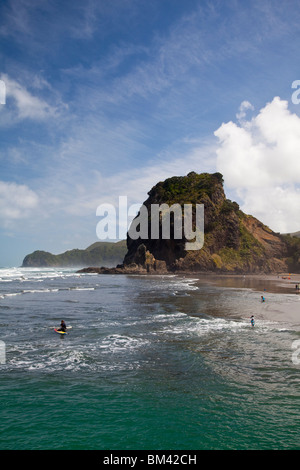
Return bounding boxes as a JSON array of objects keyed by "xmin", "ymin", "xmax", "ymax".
[{"xmin": 77, "ymin": 172, "xmax": 300, "ymax": 275}]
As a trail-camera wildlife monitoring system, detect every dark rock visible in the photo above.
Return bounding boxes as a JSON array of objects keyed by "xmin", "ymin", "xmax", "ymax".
[{"xmin": 77, "ymin": 172, "xmax": 300, "ymax": 274}]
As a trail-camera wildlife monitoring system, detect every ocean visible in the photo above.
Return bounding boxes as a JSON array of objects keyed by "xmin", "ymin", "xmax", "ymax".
[{"xmin": 0, "ymin": 267, "xmax": 299, "ymax": 450}]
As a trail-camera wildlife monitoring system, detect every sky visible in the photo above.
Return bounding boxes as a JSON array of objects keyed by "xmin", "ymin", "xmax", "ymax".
[{"xmin": 1, "ymin": 0, "xmax": 300, "ymax": 266}]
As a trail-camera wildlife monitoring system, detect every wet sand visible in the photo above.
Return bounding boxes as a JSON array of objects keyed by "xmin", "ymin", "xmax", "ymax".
[{"xmin": 193, "ymin": 272, "xmax": 300, "ymax": 327}]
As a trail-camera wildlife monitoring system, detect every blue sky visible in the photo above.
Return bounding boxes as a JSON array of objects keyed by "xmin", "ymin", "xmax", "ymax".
[{"xmin": 1, "ymin": 0, "xmax": 300, "ymax": 266}]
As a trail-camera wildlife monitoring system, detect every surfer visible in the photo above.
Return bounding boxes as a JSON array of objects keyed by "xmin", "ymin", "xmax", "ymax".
[
  {"xmin": 261, "ymin": 295, "xmax": 265, "ymax": 302},
  {"xmin": 58, "ymin": 320, "xmax": 67, "ymax": 332},
  {"xmin": 250, "ymin": 315, "xmax": 255, "ymax": 327}
]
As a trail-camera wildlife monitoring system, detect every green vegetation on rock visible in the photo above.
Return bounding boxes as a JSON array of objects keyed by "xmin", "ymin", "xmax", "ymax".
[
  {"xmin": 124, "ymin": 171, "xmax": 299, "ymax": 273},
  {"xmin": 22, "ymin": 240, "xmax": 127, "ymax": 267}
]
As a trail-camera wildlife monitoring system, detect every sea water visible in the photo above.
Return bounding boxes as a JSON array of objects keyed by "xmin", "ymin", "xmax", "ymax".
[{"xmin": 0, "ymin": 267, "xmax": 299, "ymax": 450}]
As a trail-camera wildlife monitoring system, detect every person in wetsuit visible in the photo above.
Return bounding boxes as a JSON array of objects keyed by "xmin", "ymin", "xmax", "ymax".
[{"xmin": 58, "ymin": 320, "xmax": 67, "ymax": 332}]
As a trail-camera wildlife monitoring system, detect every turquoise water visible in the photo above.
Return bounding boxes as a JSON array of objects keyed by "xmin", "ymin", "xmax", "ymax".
[{"xmin": 0, "ymin": 268, "xmax": 300, "ymax": 449}]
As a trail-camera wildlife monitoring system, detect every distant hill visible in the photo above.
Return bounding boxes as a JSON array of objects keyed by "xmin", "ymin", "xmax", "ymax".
[
  {"xmin": 22, "ymin": 240, "xmax": 127, "ymax": 267},
  {"xmin": 286, "ymin": 231, "xmax": 300, "ymax": 238}
]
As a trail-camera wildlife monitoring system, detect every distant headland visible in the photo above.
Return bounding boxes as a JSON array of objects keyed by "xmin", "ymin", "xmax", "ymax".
[{"xmin": 22, "ymin": 240, "xmax": 127, "ymax": 268}]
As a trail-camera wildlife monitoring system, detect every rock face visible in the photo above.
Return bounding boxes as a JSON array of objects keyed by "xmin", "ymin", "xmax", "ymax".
[
  {"xmin": 78, "ymin": 172, "xmax": 300, "ymax": 275},
  {"xmin": 121, "ymin": 171, "xmax": 294, "ymax": 274}
]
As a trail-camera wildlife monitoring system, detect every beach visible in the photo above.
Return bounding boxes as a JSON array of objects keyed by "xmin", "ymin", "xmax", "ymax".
[{"xmin": 196, "ymin": 272, "xmax": 300, "ymax": 327}]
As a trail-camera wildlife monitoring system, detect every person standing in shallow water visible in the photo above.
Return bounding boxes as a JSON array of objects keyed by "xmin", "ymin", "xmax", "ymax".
[{"xmin": 250, "ymin": 316, "xmax": 255, "ymax": 327}]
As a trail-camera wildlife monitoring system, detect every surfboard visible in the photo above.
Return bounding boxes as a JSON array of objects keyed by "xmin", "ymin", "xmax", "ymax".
[
  {"xmin": 54, "ymin": 328, "xmax": 68, "ymax": 335},
  {"xmin": 51, "ymin": 326, "xmax": 72, "ymax": 330}
]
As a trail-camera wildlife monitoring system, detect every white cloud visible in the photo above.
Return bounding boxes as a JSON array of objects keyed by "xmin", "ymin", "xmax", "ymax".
[
  {"xmin": 0, "ymin": 181, "xmax": 39, "ymax": 225},
  {"xmin": 215, "ymin": 97, "xmax": 300, "ymax": 233},
  {"xmin": 29, "ymin": 136, "xmax": 216, "ymax": 241},
  {"xmin": 1, "ymin": 73, "xmax": 59, "ymax": 120},
  {"xmin": 236, "ymin": 100, "xmax": 254, "ymax": 122}
]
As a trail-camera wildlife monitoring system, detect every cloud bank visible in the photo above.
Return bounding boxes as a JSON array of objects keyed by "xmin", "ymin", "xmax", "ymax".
[{"xmin": 215, "ymin": 97, "xmax": 300, "ymax": 234}]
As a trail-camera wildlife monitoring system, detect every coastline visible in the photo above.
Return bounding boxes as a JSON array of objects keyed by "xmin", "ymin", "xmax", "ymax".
[
  {"xmin": 191, "ymin": 272, "xmax": 300, "ymax": 327},
  {"xmin": 76, "ymin": 266, "xmax": 300, "ymax": 327}
]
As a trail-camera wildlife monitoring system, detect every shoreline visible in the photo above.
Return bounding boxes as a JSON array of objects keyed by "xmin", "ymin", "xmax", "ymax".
[
  {"xmin": 189, "ymin": 272, "xmax": 300, "ymax": 328},
  {"xmin": 88, "ymin": 267, "xmax": 300, "ymax": 327},
  {"xmin": 9, "ymin": 265, "xmax": 300, "ymax": 327}
]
